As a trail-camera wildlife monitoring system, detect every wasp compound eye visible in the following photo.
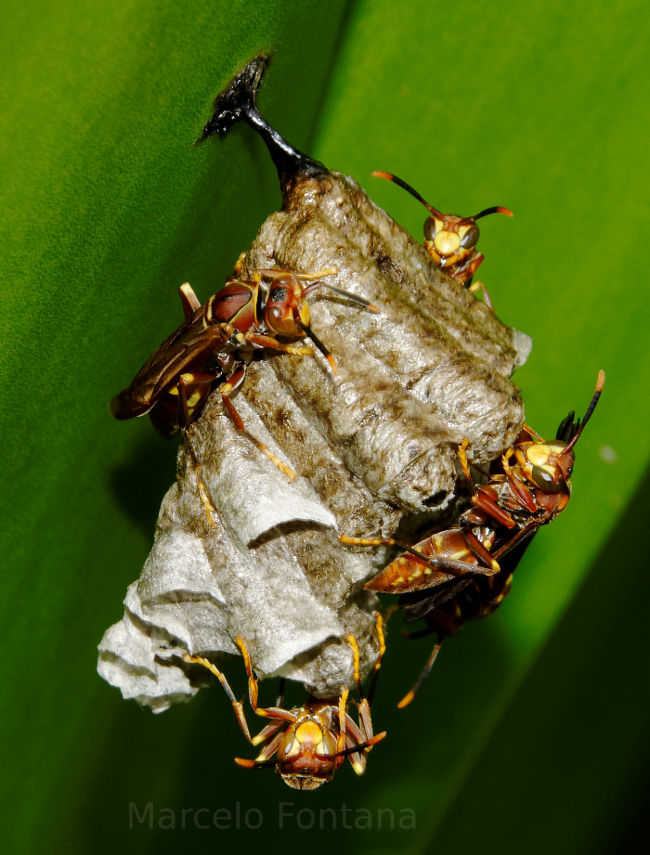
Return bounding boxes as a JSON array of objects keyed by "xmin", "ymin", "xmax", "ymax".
[
  {"xmin": 531, "ymin": 465, "xmax": 563, "ymax": 492},
  {"xmin": 460, "ymin": 224, "xmax": 480, "ymax": 248},
  {"xmin": 423, "ymin": 217, "xmax": 438, "ymax": 242}
]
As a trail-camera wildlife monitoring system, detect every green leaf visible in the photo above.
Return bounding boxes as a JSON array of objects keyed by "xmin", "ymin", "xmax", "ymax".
[
  {"xmin": 1, "ymin": 1, "xmax": 647, "ymax": 853},
  {"xmin": 0, "ymin": 1, "xmax": 351, "ymax": 851}
]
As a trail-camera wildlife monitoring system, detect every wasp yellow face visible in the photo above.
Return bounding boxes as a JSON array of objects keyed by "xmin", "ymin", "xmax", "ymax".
[
  {"xmin": 276, "ymin": 717, "xmax": 339, "ymax": 790},
  {"xmin": 370, "ymin": 171, "xmax": 511, "ymax": 283},
  {"xmin": 423, "ymin": 215, "xmax": 480, "ymax": 267},
  {"xmin": 516, "ymin": 441, "xmax": 574, "ymax": 493}
]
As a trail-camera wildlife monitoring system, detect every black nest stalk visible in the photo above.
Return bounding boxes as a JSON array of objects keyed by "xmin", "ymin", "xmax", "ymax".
[{"xmin": 197, "ymin": 53, "xmax": 327, "ymax": 190}]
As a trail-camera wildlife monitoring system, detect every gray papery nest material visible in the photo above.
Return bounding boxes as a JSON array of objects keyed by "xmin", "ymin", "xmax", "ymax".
[{"xmin": 98, "ymin": 55, "xmax": 531, "ymax": 712}]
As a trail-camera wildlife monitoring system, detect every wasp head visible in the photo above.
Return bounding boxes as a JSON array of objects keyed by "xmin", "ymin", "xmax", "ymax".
[
  {"xmin": 515, "ymin": 440, "xmax": 574, "ymax": 495},
  {"xmin": 423, "ymin": 212, "xmax": 482, "ymax": 270},
  {"xmin": 263, "ymin": 277, "xmax": 310, "ymax": 337},
  {"xmin": 516, "ymin": 370, "xmax": 605, "ymax": 498},
  {"xmin": 372, "ymin": 171, "xmax": 512, "ymax": 283},
  {"xmin": 275, "ymin": 714, "xmax": 340, "ymax": 790}
]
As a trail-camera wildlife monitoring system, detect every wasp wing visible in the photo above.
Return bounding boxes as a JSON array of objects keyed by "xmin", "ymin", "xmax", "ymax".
[
  {"xmin": 364, "ymin": 528, "xmax": 496, "ymax": 596},
  {"xmin": 400, "ymin": 576, "xmax": 474, "ymax": 620},
  {"xmin": 110, "ymin": 314, "xmax": 229, "ymax": 420}
]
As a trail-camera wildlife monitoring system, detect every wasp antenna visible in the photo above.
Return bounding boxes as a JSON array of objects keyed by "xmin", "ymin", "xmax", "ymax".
[
  {"xmin": 562, "ymin": 370, "xmax": 605, "ymax": 454},
  {"xmin": 372, "ymin": 171, "xmax": 443, "ymax": 218},
  {"xmin": 474, "ymin": 205, "xmax": 514, "ymax": 220},
  {"xmin": 301, "ymin": 280, "xmax": 379, "ymax": 313},
  {"xmin": 328, "ymin": 731, "xmax": 387, "ymax": 760}
]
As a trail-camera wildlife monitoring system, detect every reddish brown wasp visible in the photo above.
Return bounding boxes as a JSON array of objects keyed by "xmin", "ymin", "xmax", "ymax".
[
  {"xmin": 372, "ymin": 171, "xmax": 512, "ymax": 307},
  {"xmin": 342, "ymin": 370, "xmax": 605, "ymax": 706},
  {"xmin": 183, "ymin": 617, "xmax": 386, "ymax": 790},
  {"xmin": 111, "ymin": 267, "xmax": 377, "ymax": 483}
]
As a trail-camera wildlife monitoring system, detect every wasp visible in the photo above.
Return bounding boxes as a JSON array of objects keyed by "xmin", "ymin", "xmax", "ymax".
[
  {"xmin": 111, "ymin": 267, "xmax": 377, "ymax": 484},
  {"xmin": 342, "ymin": 371, "xmax": 605, "ymax": 706},
  {"xmin": 183, "ymin": 616, "xmax": 386, "ymax": 790},
  {"xmin": 372, "ymin": 171, "xmax": 512, "ymax": 307}
]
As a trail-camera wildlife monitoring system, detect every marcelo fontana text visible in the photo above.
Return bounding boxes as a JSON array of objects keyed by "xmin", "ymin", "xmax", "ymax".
[{"xmin": 129, "ymin": 801, "xmax": 416, "ymax": 831}]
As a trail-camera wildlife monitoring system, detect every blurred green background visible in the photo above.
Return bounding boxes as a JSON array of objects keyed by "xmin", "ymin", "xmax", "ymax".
[{"xmin": 1, "ymin": 0, "xmax": 648, "ymax": 853}]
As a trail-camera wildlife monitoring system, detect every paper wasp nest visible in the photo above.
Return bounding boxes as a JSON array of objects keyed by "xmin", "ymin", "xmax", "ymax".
[{"xmin": 98, "ymin": 56, "xmax": 530, "ymax": 711}]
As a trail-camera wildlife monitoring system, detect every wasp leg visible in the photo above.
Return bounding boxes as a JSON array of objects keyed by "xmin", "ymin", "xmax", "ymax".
[
  {"xmin": 345, "ymin": 633, "xmax": 363, "ymax": 699},
  {"xmin": 233, "ymin": 251, "xmax": 247, "ymax": 275},
  {"xmin": 178, "ymin": 282, "xmax": 202, "ymax": 319},
  {"xmin": 340, "ymin": 618, "xmax": 387, "ymax": 774},
  {"xmin": 501, "ymin": 454, "xmax": 538, "ymax": 513},
  {"xmin": 241, "ymin": 332, "xmax": 314, "ymax": 357},
  {"xmin": 244, "ymin": 328, "xmax": 338, "ymax": 376},
  {"xmin": 345, "ymin": 620, "xmax": 386, "ymax": 703},
  {"xmin": 337, "ymin": 687, "xmax": 350, "ymax": 758},
  {"xmin": 176, "ymin": 372, "xmax": 214, "ymax": 428},
  {"xmin": 460, "ymin": 529, "xmax": 500, "ymax": 572},
  {"xmin": 366, "ymin": 611, "xmax": 386, "ymax": 704},
  {"xmin": 176, "ymin": 374, "xmax": 220, "ymax": 526},
  {"xmin": 230, "ymin": 638, "xmax": 299, "ymax": 767},
  {"xmin": 234, "ymin": 725, "xmax": 287, "ymax": 768},
  {"xmin": 492, "ymin": 517, "xmax": 544, "ymax": 562},
  {"xmin": 274, "ymin": 678, "xmax": 286, "ymax": 709},
  {"xmin": 459, "ymin": 253, "xmax": 484, "ymax": 286},
  {"xmin": 397, "ymin": 640, "xmax": 443, "ymax": 709},
  {"xmin": 246, "ymin": 678, "xmax": 288, "ymax": 750},
  {"xmin": 221, "ymin": 364, "xmax": 298, "ymax": 481},
  {"xmin": 182, "ymin": 654, "xmax": 254, "ymax": 742},
  {"xmin": 182, "ymin": 653, "xmax": 288, "ymax": 771},
  {"xmin": 256, "ymin": 267, "xmax": 337, "ymax": 280},
  {"xmin": 468, "ymin": 280, "xmax": 494, "ymax": 310},
  {"xmin": 340, "ymin": 534, "xmax": 499, "ymax": 578},
  {"xmin": 382, "ymin": 604, "xmax": 400, "ymax": 624},
  {"xmin": 522, "ymin": 423, "xmax": 546, "ymax": 442},
  {"xmin": 457, "ymin": 438, "xmax": 473, "ymax": 488},
  {"xmin": 340, "ymin": 695, "xmax": 380, "ymax": 776},
  {"xmin": 471, "ymin": 486, "xmax": 517, "ymax": 529},
  {"xmin": 179, "ymin": 427, "xmax": 218, "ymax": 526},
  {"xmin": 234, "ymin": 637, "xmax": 297, "ymax": 726},
  {"xmin": 335, "ymin": 687, "xmax": 387, "ymax": 775}
]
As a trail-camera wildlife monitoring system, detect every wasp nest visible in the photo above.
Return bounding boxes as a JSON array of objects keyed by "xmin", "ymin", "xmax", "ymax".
[{"xmin": 98, "ymin": 55, "xmax": 530, "ymax": 712}]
